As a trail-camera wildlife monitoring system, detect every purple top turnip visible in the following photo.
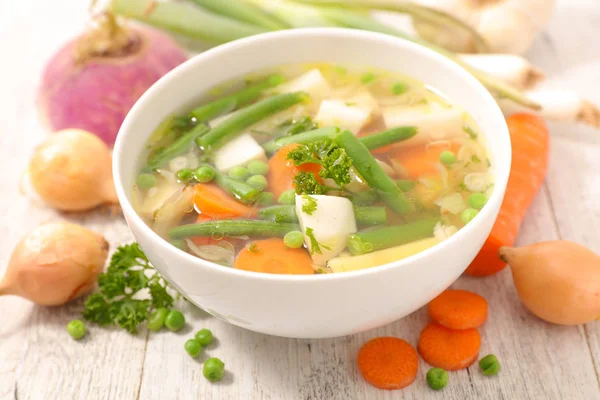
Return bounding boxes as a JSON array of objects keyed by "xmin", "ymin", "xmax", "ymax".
[{"xmin": 38, "ymin": 16, "xmax": 188, "ymax": 147}]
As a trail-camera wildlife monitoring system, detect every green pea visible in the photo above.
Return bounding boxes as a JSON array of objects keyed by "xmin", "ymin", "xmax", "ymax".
[
  {"xmin": 137, "ymin": 173, "xmax": 157, "ymax": 190},
  {"xmin": 468, "ymin": 193, "xmax": 487, "ymax": 209},
  {"xmin": 164, "ymin": 310, "xmax": 185, "ymax": 332},
  {"xmin": 194, "ymin": 166, "xmax": 215, "ymax": 183},
  {"xmin": 391, "ymin": 82, "xmax": 408, "ymax": 95},
  {"xmin": 66, "ymin": 319, "xmax": 86, "ymax": 340},
  {"xmin": 176, "ymin": 168, "xmax": 194, "ymax": 183},
  {"xmin": 283, "ymin": 231, "xmax": 304, "ymax": 249},
  {"xmin": 203, "ymin": 357, "xmax": 225, "ymax": 382},
  {"xmin": 246, "ymin": 175, "xmax": 268, "ymax": 191},
  {"xmin": 257, "ymin": 192, "xmax": 275, "ymax": 206},
  {"xmin": 195, "ymin": 328, "xmax": 213, "ymax": 346},
  {"xmin": 228, "ymin": 166, "xmax": 250, "ymax": 180},
  {"xmin": 426, "ymin": 368, "xmax": 448, "ymax": 390},
  {"xmin": 184, "ymin": 339, "xmax": 203, "ymax": 358},
  {"xmin": 360, "ymin": 72, "xmax": 377, "ymax": 84},
  {"xmin": 439, "ymin": 151, "xmax": 457, "ymax": 166},
  {"xmin": 147, "ymin": 307, "xmax": 169, "ymax": 332},
  {"xmin": 461, "ymin": 208, "xmax": 479, "ymax": 224},
  {"xmin": 247, "ymin": 160, "xmax": 269, "ymax": 175},
  {"xmin": 479, "ymin": 354, "xmax": 501, "ymax": 376},
  {"xmin": 278, "ymin": 190, "xmax": 296, "ymax": 205}
]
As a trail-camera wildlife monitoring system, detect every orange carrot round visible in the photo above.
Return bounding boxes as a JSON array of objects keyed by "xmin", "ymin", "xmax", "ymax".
[
  {"xmin": 267, "ymin": 144, "xmax": 321, "ymax": 198},
  {"xmin": 357, "ymin": 337, "xmax": 419, "ymax": 390},
  {"xmin": 428, "ymin": 289, "xmax": 488, "ymax": 330},
  {"xmin": 418, "ymin": 323, "xmax": 481, "ymax": 371},
  {"xmin": 233, "ymin": 238, "xmax": 314, "ymax": 275},
  {"xmin": 466, "ymin": 113, "xmax": 549, "ymax": 276},
  {"xmin": 194, "ymin": 184, "xmax": 257, "ymax": 219},
  {"xmin": 391, "ymin": 142, "xmax": 461, "ymax": 179}
]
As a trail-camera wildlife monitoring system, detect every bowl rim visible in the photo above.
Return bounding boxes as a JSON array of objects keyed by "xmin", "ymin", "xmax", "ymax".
[{"xmin": 113, "ymin": 27, "xmax": 511, "ymax": 283}]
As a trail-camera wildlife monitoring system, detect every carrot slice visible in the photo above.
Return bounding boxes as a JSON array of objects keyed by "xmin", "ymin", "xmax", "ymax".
[
  {"xmin": 428, "ymin": 289, "xmax": 488, "ymax": 330},
  {"xmin": 418, "ymin": 323, "xmax": 481, "ymax": 371},
  {"xmin": 193, "ymin": 184, "xmax": 257, "ymax": 219},
  {"xmin": 466, "ymin": 113, "xmax": 549, "ymax": 276},
  {"xmin": 392, "ymin": 142, "xmax": 461, "ymax": 179},
  {"xmin": 267, "ymin": 144, "xmax": 322, "ymax": 198},
  {"xmin": 357, "ymin": 337, "xmax": 419, "ymax": 390},
  {"xmin": 233, "ymin": 238, "xmax": 314, "ymax": 275}
]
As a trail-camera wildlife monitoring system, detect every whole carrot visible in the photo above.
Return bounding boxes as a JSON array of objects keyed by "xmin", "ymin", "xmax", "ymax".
[{"xmin": 465, "ymin": 113, "xmax": 549, "ymax": 277}]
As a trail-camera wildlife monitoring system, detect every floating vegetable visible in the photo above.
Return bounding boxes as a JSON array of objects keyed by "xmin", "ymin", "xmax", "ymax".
[
  {"xmin": 28, "ymin": 129, "xmax": 118, "ymax": 211},
  {"xmin": 0, "ymin": 223, "xmax": 108, "ymax": 306},
  {"xmin": 38, "ymin": 12, "xmax": 187, "ymax": 146},
  {"xmin": 500, "ymin": 241, "xmax": 600, "ymax": 325},
  {"xmin": 466, "ymin": 114, "xmax": 549, "ymax": 276}
]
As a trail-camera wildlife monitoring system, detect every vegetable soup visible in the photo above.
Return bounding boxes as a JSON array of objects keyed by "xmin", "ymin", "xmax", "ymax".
[{"xmin": 133, "ymin": 64, "xmax": 493, "ymax": 274}]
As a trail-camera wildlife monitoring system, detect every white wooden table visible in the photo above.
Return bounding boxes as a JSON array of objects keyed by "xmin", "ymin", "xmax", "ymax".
[{"xmin": 2, "ymin": 1, "xmax": 600, "ymax": 399}]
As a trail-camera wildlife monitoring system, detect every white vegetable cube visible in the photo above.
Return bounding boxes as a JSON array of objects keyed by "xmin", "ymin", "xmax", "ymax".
[
  {"xmin": 213, "ymin": 133, "xmax": 266, "ymax": 172},
  {"xmin": 285, "ymin": 69, "xmax": 331, "ymax": 103},
  {"xmin": 295, "ymin": 194, "xmax": 357, "ymax": 266},
  {"xmin": 382, "ymin": 105, "xmax": 464, "ymax": 146},
  {"xmin": 315, "ymin": 100, "xmax": 372, "ymax": 134}
]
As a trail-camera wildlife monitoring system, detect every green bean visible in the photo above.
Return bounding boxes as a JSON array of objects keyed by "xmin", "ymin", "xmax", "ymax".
[
  {"xmin": 191, "ymin": 0, "xmax": 289, "ymax": 30},
  {"xmin": 259, "ymin": 205, "xmax": 298, "ymax": 222},
  {"xmin": 349, "ymin": 190, "xmax": 378, "ymax": 206},
  {"xmin": 396, "ymin": 179, "xmax": 416, "ymax": 191},
  {"xmin": 169, "ymin": 220, "xmax": 299, "ymax": 239},
  {"xmin": 347, "ymin": 217, "xmax": 439, "ymax": 255},
  {"xmin": 360, "ymin": 126, "xmax": 417, "ymax": 150},
  {"xmin": 144, "ymin": 124, "xmax": 209, "ymax": 171},
  {"xmin": 354, "ymin": 206, "xmax": 387, "ymax": 226},
  {"xmin": 272, "ymin": 127, "xmax": 340, "ymax": 148},
  {"xmin": 214, "ymin": 170, "xmax": 260, "ymax": 205},
  {"xmin": 198, "ymin": 92, "xmax": 308, "ymax": 150},
  {"xmin": 189, "ymin": 75, "xmax": 286, "ymax": 122},
  {"xmin": 335, "ymin": 130, "xmax": 415, "ymax": 214}
]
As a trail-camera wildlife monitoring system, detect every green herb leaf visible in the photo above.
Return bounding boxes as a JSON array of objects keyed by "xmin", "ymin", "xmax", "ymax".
[
  {"xmin": 279, "ymin": 116, "xmax": 319, "ymax": 136},
  {"xmin": 247, "ymin": 242, "xmax": 260, "ymax": 252},
  {"xmin": 305, "ymin": 227, "xmax": 331, "ymax": 255},
  {"xmin": 286, "ymin": 145, "xmax": 320, "ymax": 166},
  {"xmin": 463, "ymin": 125, "xmax": 478, "ymax": 139},
  {"xmin": 471, "ymin": 154, "xmax": 481, "ymax": 163},
  {"xmin": 293, "ymin": 172, "xmax": 327, "ymax": 195},
  {"xmin": 319, "ymin": 147, "xmax": 352, "ymax": 187},
  {"xmin": 302, "ymin": 195, "xmax": 318, "ymax": 215}
]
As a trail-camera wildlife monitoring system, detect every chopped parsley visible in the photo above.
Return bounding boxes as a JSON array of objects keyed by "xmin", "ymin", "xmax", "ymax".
[
  {"xmin": 459, "ymin": 182, "xmax": 468, "ymax": 191},
  {"xmin": 274, "ymin": 212, "xmax": 287, "ymax": 223},
  {"xmin": 278, "ymin": 116, "xmax": 319, "ymax": 136},
  {"xmin": 345, "ymin": 102, "xmax": 357, "ymax": 107},
  {"xmin": 463, "ymin": 125, "xmax": 478, "ymax": 139},
  {"xmin": 293, "ymin": 171, "xmax": 327, "ymax": 195},
  {"xmin": 305, "ymin": 227, "xmax": 331, "ymax": 255},
  {"xmin": 360, "ymin": 72, "xmax": 377, "ymax": 84},
  {"xmin": 82, "ymin": 243, "xmax": 176, "ymax": 334},
  {"xmin": 471, "ymin": 154, "xmax": 481, "ymax": 164},
  {"xmin": 391, "ymin": 82, "xmax": 408, "ymax": 95},
  {"xmin": 247, "ymin": 242, "xmax": 260, "ymax": 252},
  {"xmin": 302, "ymin": 195, "xmax": 318, "ymax": 215}
]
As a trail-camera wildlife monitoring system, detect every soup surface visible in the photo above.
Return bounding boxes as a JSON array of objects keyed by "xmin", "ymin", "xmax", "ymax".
[{"xmin": 133, "ymin": 64, "xmax": 493, "ymax": 274}]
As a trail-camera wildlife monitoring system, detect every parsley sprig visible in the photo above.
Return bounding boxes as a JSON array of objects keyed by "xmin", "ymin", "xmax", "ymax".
[{"xmin": 82, "ymin": 243, "xmax": 176, "ymax": 334}]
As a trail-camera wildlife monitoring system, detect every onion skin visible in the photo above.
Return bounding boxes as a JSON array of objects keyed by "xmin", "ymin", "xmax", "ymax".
[
  {"xmin": 500, "ymin": 241, "xmax": 600, "ymax": 325},
  {"xmin": 38, "ymin": 26, "xmax": 187, "ymax": 147},
  {"xmin": 0, "ymin": 223, "xmax": 109, "ymax": 306}
]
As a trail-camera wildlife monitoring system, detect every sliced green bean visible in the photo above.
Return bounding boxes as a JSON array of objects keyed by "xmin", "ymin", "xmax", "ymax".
[
  {"xmin": 169, "ymin": 220, "xmax": 299, "ymax": 239},
  {"xmin": 144, "ymin": 124, "xmax": 209, "ymax": 171},
  {"xmin": 335, "ymin": 130, "xmax": 415, "ymax": 214},
  {"xmin": 349, "ymin": 190, "xmax": 378, "ymax": 206},
  {"xmin": 360, "ymin": 126, "xmax": 417, "ymax": 150},
  {"xmin": 198, "ymin": 92, "xmax": 308, "ymax": 150},
  {"xmin": 396, "ymin": 180, "xmax": 416, "ymax": 192},
  {"xmin": 191, "ymin": 0, "xmax": 289, "ymax": 30},
  {"xmin": 259, "ymin": 205, "xmax": 298, "ymax": 222},
  {"xmin": 189, "ymin": 74, "xmax": 285, "ymax": 122},
  {"xmin": 354, "ymin": 206, "xmax": 387, "ymax": 226},
  {"xmin": 347, "ymin": 217, "xmax": 439, "ymax": 255},
  {"xmin": 214, "ymin": 170, "xmax": 260, "ymax": 205},
  {"xmin": 273, "ymin": 127, "xmax": 340, "ymax": 147}
]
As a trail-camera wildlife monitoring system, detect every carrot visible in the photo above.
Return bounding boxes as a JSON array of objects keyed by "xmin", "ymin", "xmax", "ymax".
[
  {"xmin": 267, "ymin": 144, "xmax": 321, "ymax": 198},
  {"xmin": 428, "ymin": 289, "xmax": 488, "ymax": 330},
  {"xmin": 392, "ymin": 142, "xmax": 461, "ymax": 179},
  {"xmin": 357, "ymin": 337, "xmax": 419, "ymax": 390},
  {"xmin": 233, "ymin": 238, "xmax": 314, "ymax": 275},
  {"xmin": 465, "ymin": 113, "xmax": 549, "ymax": 276},
  {"xmin": 417, "ymin": 323, "xmax": 481, "ymax": 371},
  {"xmin": 194, "ymin": 184, "xmax": 257, "ymax": 219}
]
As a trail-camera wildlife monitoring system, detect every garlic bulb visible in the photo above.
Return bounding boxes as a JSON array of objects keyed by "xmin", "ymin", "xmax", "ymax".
[{"xmin": 410, "ymin": 0, "xmax": 555, "ymax": 55}]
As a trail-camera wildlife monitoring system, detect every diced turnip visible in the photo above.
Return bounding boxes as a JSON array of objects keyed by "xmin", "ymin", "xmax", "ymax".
[
  {"xmin": 284, "ymin": 69, "xmax": 331, "ymax": 103},
  {"xmin": 295, "ymin": 194, "xmax": 357, "ymax": 266},
  {"xmin": 213, "ymin": 133, "xmax": 266, "ymax": 172},
  {"xmin": 138, "ymin": 179, "xmax": 184, "ymax": 220},
  {"xmin": 347, "ymin": 92, "xmax": 380, "ymax": 115},
  {"xmin": 382, "ymin": 105, "xmax": 465, "ymax": 146},
  {"xmin": 315, "ymin": 100, "xmax": 372, "ymax": 134}
]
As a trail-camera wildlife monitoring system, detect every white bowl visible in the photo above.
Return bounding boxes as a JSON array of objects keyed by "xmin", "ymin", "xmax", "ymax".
[{"xmin": 113, "ymin": 28, "xmax": 510, "ymax": 339}]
